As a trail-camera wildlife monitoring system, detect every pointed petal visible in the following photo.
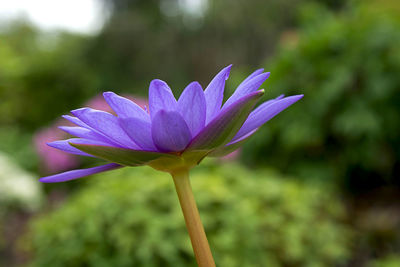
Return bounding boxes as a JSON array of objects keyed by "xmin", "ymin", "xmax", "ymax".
[
  {"xmin": 63, "ymin": 115, "xmax": 124, "ymax": 147},
  {"xmin": 240, "ymin": 68, "xmax": 264, "ymax": 84},
  {"xmin": 103, "ymin": 91, "xmax": 149, "ymax": 121},
  {"xmin": 62, "ymin": 115, "xmax": 89, "ymax": 128},
  {"xmin": 67, "ymin": 138, "xmax": 116, "ymax": 147},
  {"xmin": 47, "ymin": 140, "xmax": 93, "ymax": 157},
  {"xmin": 234, "ymin": 94, "xmax": 304, "ymax": 141},
  {"xmin": 177, "ymin": 82, "xmax": 206, "ymax": 136},
  {"xmin": 148, "ymin": 79, "xmax": 177, "ymax": 119},
  {"xmin": 151, "ymin": 110, "xmax": 192, "ymax": 152},
  {"xmin": 70, "ymin": 142, "xmax": 177, "ymax": 166},
  {"xmin": 188, "ymin": 90, "xmax": 264, "ymax": 150},
  {"xmin": 119, "ymin": 117, "xmax": 157, "ymax": 151},
  {"xmin": 204, "ymin": 65, "xmax": 232, "ymax": 124},
  {"xmin": 255, "ymin": 94, "xmax": 285, "ymax": 108},
  {"xmin": 39, "ymin": 163, "xmax": 122, "ymax": 183},
  {"xmin": 58, "ymin": 126, "xmax": 111, "ymax": 143},
  {"xmin": 59, "ymin": 126, "xmax": 93, "ymax": 138},
  {"xmin": 71, "ymin": 108, "xmax": 139, "ymax": 149},
  {"xmin": 224, "ymin": 72, "xmax": 270, "ymax": 108}
]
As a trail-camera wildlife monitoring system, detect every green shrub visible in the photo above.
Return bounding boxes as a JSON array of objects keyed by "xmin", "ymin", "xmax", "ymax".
[
  {"xmin": 243, "ymin": 3, "xmax": 400, "ymax": 191},
  {"xmin": 0, "ymin": 126, "xmax": 38, "ymax": 171},
  {"xmin": 369, "ymin": 254, "xmax": 400, "ymax": 267},
  {"xmin": 0, "ymin": 21, "xmax": 98, "ymax": 130},
  {"xmin": 26, "ymin": 162, "xmax": 352, "ymax": 267}
]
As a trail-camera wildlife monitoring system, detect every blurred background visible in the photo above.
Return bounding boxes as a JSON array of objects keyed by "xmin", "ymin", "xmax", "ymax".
[{"xmin": 1, "ymin": 0, "xmax": 399, "ymax": 266}]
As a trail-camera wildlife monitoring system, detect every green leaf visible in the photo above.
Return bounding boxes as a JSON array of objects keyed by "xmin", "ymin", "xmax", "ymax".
[
  {"xmin": 70, "ymin": 143, "xmax": 178, "ymax": 166},
  {"xmin": 148, "ymin": 150, "xmax": 210, "ymax": 173}
]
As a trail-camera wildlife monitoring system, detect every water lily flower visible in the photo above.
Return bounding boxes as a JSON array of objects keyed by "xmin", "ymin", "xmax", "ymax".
[
  {"xmin": 39, "ymin": 65, "xmax": 303, "ymax": 267},
  {"xmin": 40, "ymin": 65, "xmax": 302, "ymax": 183}
]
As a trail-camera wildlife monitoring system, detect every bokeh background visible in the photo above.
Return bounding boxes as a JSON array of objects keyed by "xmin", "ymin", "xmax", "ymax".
[{"xmin": 1, "ymin": 0, "xmax": 400, "ymax": 266}]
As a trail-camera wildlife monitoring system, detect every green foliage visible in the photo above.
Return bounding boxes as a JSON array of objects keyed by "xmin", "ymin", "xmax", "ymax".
[
  {"xmin": 89, "ymin": 0, "xmax": 347, "ymax": 94},
  {"xmin": 0, "ymin": 21, "xmax": 99, "ymax": 130},
  {"xmin": 27, "ymin": 162, "xmax": 352, "ymax": 266},
  {"xmin": 243, "ymin": 3, "xmax": 400, "ymax": 191},
  {"xmin": 369, "ymin": 255, "xmax": 400, "ymax": 267},
  {"xmin": 0, "ymin": 126, "xmax": 38, "ymax": 171}
]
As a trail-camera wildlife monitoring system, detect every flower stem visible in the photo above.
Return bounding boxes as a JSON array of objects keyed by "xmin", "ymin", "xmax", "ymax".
[{"xmin": 171, "ymin": 170, "xmax": 216, "ymax": 267}]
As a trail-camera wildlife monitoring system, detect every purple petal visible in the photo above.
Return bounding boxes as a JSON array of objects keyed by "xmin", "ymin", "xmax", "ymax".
[
  {"xmin": 62, "ymin": 115, "xmax": 89, "ymax": 128},
  {"xmin": 257, "ymin": 94, "xmax": 285, "ymax": 108},
  {"xmin": 204, "ymin": 65, "xmax": 232, "ymax": 124},
  {"xmin": 228, "ymin": 128, "xmax": 257, "ymax": 145},
  {"xmin": 119, "ymin": 117, "xmax": 157, "ymax": 151},
  {"xmin": 62, "ymin": 115, "xmax": 123, "ymax": 147},
  {"xmin": 223, "ymin": 72, "xmax": 270, "ymax": 108},
  {"xmin": 177, "ymin": 81, "xmax": 206, "ymax": 136},
  {"xmin": 47, "ymin": 139, "xmax": 93, "ymax": 157},
  {"xmin": 103, "ymin": 92, "xmax": 149, "ymax": 121},
  {"xmin": 233, "ymin": 94, "xmax": 304, "ymax": 141},
  {"xmin": 148, "ymin": 79, "xmax": 177, "ymax": 119},
  {"xmin": 59, "ymin": 126, "xmax": 93, "ymax": 138},
  {"xmin": 68, "ymin": 138, "xmax": 115, "ymax": 147},
  {"xmin": 71, "ymin": 108, "xmax": 139, "ymax": 149},
  {"xmin": 58, "ymin": 126, "xmax": 111, "ymax": 143},
  {"xmin": 247, "ymin": 94, "xmax": 286, "ymax": 113},
  {"xmin": 188, "ymin": 90, "xmax": 264, "ymax": 150},
  {"xmin": 151, "ymin": 110, "xmax": 192, "ymax": 152},
  {"xmin": 241, "ymin": 68, "xmax": 264, "ymax": 84},
  {"xmin": 39, "ymin": 163, "xmax": 122, "ymax": 183}
]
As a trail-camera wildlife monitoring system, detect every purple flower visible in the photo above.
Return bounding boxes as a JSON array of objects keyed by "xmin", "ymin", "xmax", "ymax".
[{"xmin": 40, "ymin": 65, "xmax": 303, "ymax": 183}]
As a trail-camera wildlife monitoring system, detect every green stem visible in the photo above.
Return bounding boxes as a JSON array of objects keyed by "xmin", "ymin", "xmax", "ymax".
[{"xmin": 171, "ymin": 170, "xmax": 216, "ymax": 267}]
